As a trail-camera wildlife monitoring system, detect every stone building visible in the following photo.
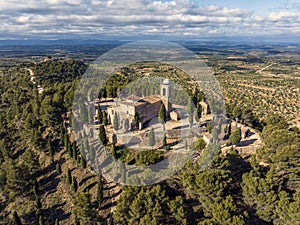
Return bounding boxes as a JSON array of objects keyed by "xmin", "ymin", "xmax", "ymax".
[
  {"xmin": 107, "ymin": 78, "xmax": 173, "ymax": 132},
  {"xmin": 200, "ymin": 100, "xmax": 211, "ymax": 115}
]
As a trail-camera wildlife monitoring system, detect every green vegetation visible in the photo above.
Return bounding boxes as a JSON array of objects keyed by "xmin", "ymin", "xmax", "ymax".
[
  {"xmin": 148, "ymin": 127, "xmax": 156, "ymax": 149},
  {"xmin": 99, "ymin": 124, "xmax": 108, "ymax": 146},
  {"xmin": 158, "ymin": 104, "xmax": 166, "ymax": 124},
  {"xmin": 229, "ymin": 127, "xmax": 242, "ymax": 145},
  {"xmin": 0, "ymin": 47, "xmax": 299, "ymax": 225}
]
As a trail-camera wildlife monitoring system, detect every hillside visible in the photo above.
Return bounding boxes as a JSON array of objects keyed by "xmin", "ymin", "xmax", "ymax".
[{"xmin": 0, "ymin": 58, "xmax": 299, "ymax": 225}]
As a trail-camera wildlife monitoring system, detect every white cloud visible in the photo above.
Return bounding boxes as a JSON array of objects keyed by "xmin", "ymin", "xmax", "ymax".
[
  {"xmin": 0, "ymin": 0, "xmax": 299, "ymax": 39},
  {"xmin": 268, "ymin": 11, "xmax": 298, "ymax": 21}
]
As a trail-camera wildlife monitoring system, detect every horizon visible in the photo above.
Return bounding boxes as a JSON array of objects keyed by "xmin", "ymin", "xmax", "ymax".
[{"xmin": 1, "ymin": 0, "xmax": 300, "ymax": 41}]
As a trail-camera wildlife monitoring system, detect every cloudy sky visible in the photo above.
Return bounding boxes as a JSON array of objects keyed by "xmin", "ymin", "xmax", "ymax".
[{"xmin": 1, "ymin": 0, "xmax": 300, "ymax": 40}]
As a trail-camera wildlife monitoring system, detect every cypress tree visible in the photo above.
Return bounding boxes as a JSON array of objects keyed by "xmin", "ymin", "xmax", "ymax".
[
  {"xmin": 113, "ymin": 112, "xmax": 120, "ymax": 133},
  {"xmin": 80, "ymin": 154, "xmax": 87, "ymax": 169},
  {"xmin": 66, "ymin": 168, "xmax": 72, "ymax": 185},
  {"xmin": 97, "ymin": 105, "xmax": 103, "ymax": 124},
  {"xmin": 56, "ymin": 163, "xmax": 62, "ymax": 174},
  {"xmin": 158, "ymin": 104, "xmax": 166, "ymax": 124},
  {"xmin": 148, "ymin": 127, "xmax": 156, "ymax": 149},
  {"xmin": 72, "ymin": 176, "xmax": 78, "ymax": 192},
  {"xmin": 99, "ymin": 125, "xmax": 108, "ymax": 146},
  {"xmin": 196, "ymin": 103, "xmax": 202, "ymax": 121},
  {"xmin": 102, "ymin": 111, "xmax": 108, "ymax": 126}
]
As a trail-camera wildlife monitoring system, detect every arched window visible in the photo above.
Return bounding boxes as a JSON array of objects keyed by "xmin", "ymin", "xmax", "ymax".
[{"xmin": 162, "ymin": 88, "xmax": 166, "ymax": 96}]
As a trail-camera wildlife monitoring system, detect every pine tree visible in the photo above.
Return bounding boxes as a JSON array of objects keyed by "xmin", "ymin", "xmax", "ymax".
[
  {"xmin": 66, "ymin": 168, "xmax": 72, "ymax": 185},
  {"xmin": 229, "ymin": 127, "xmax": 242, "ymax": 145},
  {"xmin": 72, "ymin": 176, "xmax": 78, "ymax": 192},
  {"xmin": 99, "ymin": 125, "xmax": 108, "ymax": 146},
  {"xmin": 12, "ymin": 211, "xmax": 22, "ymax": 225},
  {"xmin": 148, "ymin": 127, "xmax": 156, "ymax": 149}
]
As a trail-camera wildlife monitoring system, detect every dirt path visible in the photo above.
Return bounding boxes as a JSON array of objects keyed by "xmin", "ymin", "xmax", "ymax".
[
  {"xmin": 26, "ymin": 68, "xmax": 44, "ymax": 94},
  {"xmin": 257, "ymin": 63, "xmax": 277, "ymax": 74}
]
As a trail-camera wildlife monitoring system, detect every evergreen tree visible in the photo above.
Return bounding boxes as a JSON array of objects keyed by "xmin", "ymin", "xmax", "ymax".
[
  {"xmin": 73, "ymin": 141, "xmax": 78, "ymax": 160},
  {"xmin": 99, "ymin": 125, "xmax": 108, "ymax": 146},
  {"xmin": 74, "ymin": 192, "xmax": 96, "ymax": 224},
  {"xmin": 158, "ymin": 104, "xmax": 166, "ymax": 125},
  {"xmin": 229, "ymin": 127, "xmax": 242, "ymax": 145},
  {"xmin": 196, "ymin": 102, "xmax": 202, "ymax": 122},
  {"xmin": 72, "ymin": 176, "xmax": 78, "ymax": 192},
  {"xmin": 148, "ymin": 127, "xmax": 156, "ymax": 149},
  {"xmin": 113, "ymin": 112, "xmax": 120, "ymax": 133},
  {"xmin": 102, "ymin": 111, "xmax": 108, "ymax": 126},
  {"xmin": 66, "ymin": 168, "xmax": 72, "ymax": 185},
  {"xmin": 56, "ymin": 163, "xmax": 62, "ymax": 174},
  {"xmin": 187, "ymin": 97, "xmax": 194, "ymax": 115},
  {"xmin": 80, "ymin": 154, "xmax": 87, "ymax": 169}
]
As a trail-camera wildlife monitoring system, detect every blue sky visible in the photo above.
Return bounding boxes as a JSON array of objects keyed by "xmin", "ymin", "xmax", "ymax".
[{"xmin": 1, "ymin": 0, "xmax": 300, "ymax": 40}]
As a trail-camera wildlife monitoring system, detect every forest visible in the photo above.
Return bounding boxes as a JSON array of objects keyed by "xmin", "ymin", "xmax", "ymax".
[{"xmin": 0, "ymin": 58, "xmax": 299, "ymax": 225}]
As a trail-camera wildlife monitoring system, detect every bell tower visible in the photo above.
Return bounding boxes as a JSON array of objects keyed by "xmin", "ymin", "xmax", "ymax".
[{"xmin": 160, "ymin": 78, "xmax": 172, "ymax": 113}]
